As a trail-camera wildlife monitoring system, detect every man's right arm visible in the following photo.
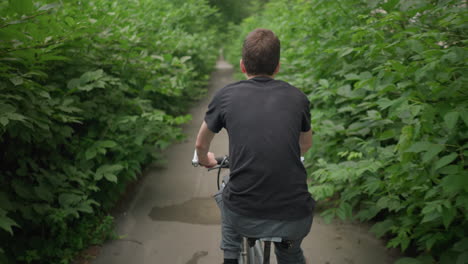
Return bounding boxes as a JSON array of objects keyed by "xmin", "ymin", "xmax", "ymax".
[
  {"xmin": 195, "ymin": 121, "xmax": 217, "ymax": 168},
  {"xmin": 299, "ymin": 129, "xmax": 313, "ymax": 156}
]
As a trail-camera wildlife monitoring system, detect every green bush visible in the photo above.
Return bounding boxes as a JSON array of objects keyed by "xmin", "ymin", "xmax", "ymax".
[
  {"xmin": 0, "ymin": 0, "xmax": 219, "ymax": 263},
  {"xmin": 226, "ymin": 0, "xmax": 468, "ymax": 263}
]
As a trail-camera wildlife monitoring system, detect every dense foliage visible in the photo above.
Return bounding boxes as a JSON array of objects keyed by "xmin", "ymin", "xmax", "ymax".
[
  {"xmin": 226, "ymin": 0, "xmax": 468, "ymax": 263},
  {"xmin": 0, "ymin": 0, "xmax": 219, "ymax": 263},
  {"xmin": 208, "ymin": 0, "xmax": 269, "ymax": 25}
]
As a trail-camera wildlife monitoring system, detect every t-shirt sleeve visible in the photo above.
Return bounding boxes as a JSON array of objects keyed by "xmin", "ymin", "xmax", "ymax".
[
  {"xmin": 301, "ymin": 98, "xmax": 311, "ymax": 132},
  {"xmin": 204, "ymin": 91, "xmax": 224, "ymax": 133}
]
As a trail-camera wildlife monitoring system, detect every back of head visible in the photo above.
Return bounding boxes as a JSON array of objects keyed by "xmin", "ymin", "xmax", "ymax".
[{"xmin": 242, "ymin": 28, "xmax": 280, "ymax": 76}]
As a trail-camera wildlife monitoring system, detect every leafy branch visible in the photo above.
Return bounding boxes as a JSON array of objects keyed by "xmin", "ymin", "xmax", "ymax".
[
  {"xmin": 0, "ymin": 37, "xmax": 68, "ymax": 54},
  {"xmin": 0, "ymin": 9, "xmax": 53, "ymax": 30}
]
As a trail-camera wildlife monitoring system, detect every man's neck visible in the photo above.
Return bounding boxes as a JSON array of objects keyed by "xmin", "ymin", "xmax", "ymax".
[{"xmin": 246, "ymin": 74, "xmax": 274, "ymax": 79}]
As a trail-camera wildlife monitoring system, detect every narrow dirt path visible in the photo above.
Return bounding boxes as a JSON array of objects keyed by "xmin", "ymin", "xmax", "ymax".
[{"xmin": 92, "ymin": 59, "xmax": 399, "ymax": 264}]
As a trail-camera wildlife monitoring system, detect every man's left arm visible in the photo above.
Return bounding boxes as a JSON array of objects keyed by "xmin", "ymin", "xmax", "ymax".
[
  {"xmin": 195, "ymin": 121, "xmax": 217, "ymax": 168},
  {"xmin": 299, "ymin": 129, "xmax": 313, "ymax": 156}
]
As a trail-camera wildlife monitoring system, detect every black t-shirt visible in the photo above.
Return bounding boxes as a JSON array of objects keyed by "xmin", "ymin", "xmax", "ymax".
[{"xmin": 204, "ymin": 76, "xmax": 315, "ymax": 220}]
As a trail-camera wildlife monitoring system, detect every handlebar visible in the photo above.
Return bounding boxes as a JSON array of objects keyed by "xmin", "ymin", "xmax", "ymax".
[{"xmin": 192, "ymin": 150, "xmax": 303, "ymax": 169}]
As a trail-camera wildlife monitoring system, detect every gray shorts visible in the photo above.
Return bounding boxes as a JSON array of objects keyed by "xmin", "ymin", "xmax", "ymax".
[{"xmin": 214, "ymin": 189, "xmax": 314, "ymax": 264}]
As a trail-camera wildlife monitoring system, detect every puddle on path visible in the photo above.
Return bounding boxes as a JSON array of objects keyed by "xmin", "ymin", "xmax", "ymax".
[
  {"xmin": 149, "ymin": 198, "xmax": 221, "ymax": 225},
  {"xmin": 186, "ymin": 251, "xmax": 208, "ymax": 264}
]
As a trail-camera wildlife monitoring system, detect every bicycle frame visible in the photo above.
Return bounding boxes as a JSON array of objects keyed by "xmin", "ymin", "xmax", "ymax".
[
  {"xmin": 192, "ymin": 150, "xmax": 278, "ymax": 264},
  {"xmin": 239, "ymin": 238, "xmax": 264, "ymax": 264}
]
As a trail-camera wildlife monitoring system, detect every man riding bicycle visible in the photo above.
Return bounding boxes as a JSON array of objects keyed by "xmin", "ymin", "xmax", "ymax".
[{"xmin": 195, "ymin": 28, "xmax": 315, "ymax": 264}]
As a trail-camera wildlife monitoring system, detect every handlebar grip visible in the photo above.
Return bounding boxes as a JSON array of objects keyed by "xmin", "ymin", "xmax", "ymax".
[
  {"xmin": 215, "ymin": 157, "xmax": 225, "ymax": 165},
  {"xmin": 192, "ymin": 150, "xmax": 199, "ymax": 167}
]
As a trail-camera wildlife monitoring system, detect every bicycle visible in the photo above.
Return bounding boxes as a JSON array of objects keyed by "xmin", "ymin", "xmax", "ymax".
[{"xmin": 192, "ymin": 151, "xmax": 284, "ymax": 264}]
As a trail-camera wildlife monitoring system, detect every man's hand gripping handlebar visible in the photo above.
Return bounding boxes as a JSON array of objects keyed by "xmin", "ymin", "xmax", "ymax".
[{"xmin": 192, "ymin": 150, "xmax": 229, "ymax": 170}]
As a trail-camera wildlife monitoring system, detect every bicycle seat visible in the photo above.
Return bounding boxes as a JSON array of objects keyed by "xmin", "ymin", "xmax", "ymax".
[
  {"xmin": 257, "ymin": 237, "xmax": 282, "ymax": 242},
  {"xmin": 247, "ymin": 237, "xmax": 294, "ymax": 249}
]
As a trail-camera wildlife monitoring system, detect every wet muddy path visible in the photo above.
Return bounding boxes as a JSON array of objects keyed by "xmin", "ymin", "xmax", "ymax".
[{"xmin": 91, "ymin": 59, "xmax": 399, "ymax": 264}]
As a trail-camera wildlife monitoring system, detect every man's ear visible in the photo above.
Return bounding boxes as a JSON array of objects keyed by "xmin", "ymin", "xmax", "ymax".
[
  {"xmin": 273, "ymin": 62, "xmax": 280, "ymax": 75},
  {"xmin": 240, "ymin": 59, "xmax": 247, "ymax": 73}
]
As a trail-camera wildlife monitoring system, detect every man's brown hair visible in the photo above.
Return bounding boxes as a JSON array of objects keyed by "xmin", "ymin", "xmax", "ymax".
[{"xmin": 242, "ymin": 28, "xmax": 280, "ymax": 76}]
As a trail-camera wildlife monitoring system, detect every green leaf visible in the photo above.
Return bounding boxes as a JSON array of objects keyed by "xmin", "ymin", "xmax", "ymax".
[
  {"xmin": 99, "ymin": 140, "xmax": 117, "ymax": 148},
  {"xmin": 336, "ymin": 202, "xmax": 352, "ymax": 220},
  {"xmin": 8, "ymin": 0, "xmax": 33, "ymax": 14},
  {"xmin": 9, "ymin": 76, "xmax": 23, "ymax": 86},
  {"xmin": 319, "ymin": 79, "xmax": 329, "ymax": 88},
  {"xmin": 34, "ymin": 184, "xmax": 54, "ymax": 203},
  {"xmin": 444, "ymin": 112, "xmax": 459, "ymax": 131},
  {"xmin": 397, "ymin": 125, "xmax": 413, "ymax": 152},
  {"xmin": 40, "ymin": 55, "xmax": 69, "ymax": 62},
  {"xmin": 442, "ymin": 206, "xmax": 456, "ymax": 229},
  {"xmin": 456, "ymin": 252, "xmax": 468, "ymax": 264},
  {"xmin": 439, "ymin": 165, "xmax": 459, "ymax": 174},
  {"xmin": 460, "ymin": 110, "xmax": 468, "ymax": 127},
  {"xmin": 96, "ymin": 164, "xmax": 123, "ymax": 174},
  {"xmin": 180, "ymin": 56, "xmax": 191, "ymax": 63},
  {"xmin": 363, "ymin": 177, "xmax": 381, "ymax": 194},
  {"xmin": 355, "ymin": 206, "xmax": 380, "ymax": 221},
  {"xmin": 441, "ymin": 174, "xmax": 468, "ymax": 194},
  {"xmin": 163, "ymin": 53, "xmax": 173, "ymax": 61},
  {"xmin": 405, "ymin": 141, "xmax": 431, "ymax": 153},
  {"xmin": 78, "ymin": 85, "xmax": 94, "ymax": 91},
  {"xmin": 382, "ymin": 0, "xmax": 399, "ymax": 10},
  {"xmin": 38, "ymin": 3, "xmax": 60, "ymax": 11},
  {"xmin": 0, "ymin": 193, "xmax": 13, "ymax": 211},
  {"xmin": 377, "ymin": 97, "xmax": 405, "ymax": 110},
  {"xmin": 0, "ymin": 117, "xmax": 8, "ymax": 127},
  {"xmin": 76, "ymin": 203, "xmax": 94, "ymax": 214},
  {"xmin": 377, "ymin": 196, "xmax": 390, "ymax": 209},
  {"xmin": 6, "ymin": 112, "xmax": 27, "ymax": 122},
  {"xmin": 454, "ymin": 238, "xmax": 468, "ymax": 252},
  {"xmin": 58, "ymin": 193, "xmax": 83, "ymax": 207},
  {"xmin": 370, "ymin": 219, "xmax": 394, "ymax": 238},
  {"xmin": 85, "ymin": 148, "xmax": 97, "ymax": 160},
  {"xmin": 407, "ymin": 39, "xmax": 424, "ymax": 53},
  {"xmin": 379, "ymin": 129, "xmax": 395, "ymax": 140},
  {"xmin": 80, "ymin": 69, "xmax": 104, "ymax": 84},
  {"xmin": 434, "ymin": 153, "xmax": 458, "ymax": 171},
  {"xmin": 65, "ymin": 17, "xmax": 75, "ymax": 26},
  {"xmin": 0, "ymin": 209, "xmax": 19, "ymax": 235},
  {"xmin": 421, "ymin": 211, "xmax": 440, "ymax": 223},
  {"xmin": 339, "ymin": 47, "xmax": 354, "ymax": 57},
  {"xmin": 95, "ymin": 164, "xmax": 123, "ymax": 182},
  {"xmin": 12, "ymin": 179, "xmax": 33, "ymax": 199},
  {"xmin": 395, "ymin": 257, "xmax": 422, "ymax": 264},
  {"xmin": 337, "ymin": 85, "xmax": 353, "ymax": 98},
  {"xmin": 67, "ymin": 78, "xmax": 80, "ymax": 89},
  {"xmin": 320, "ymin": 208, "xmax": 336, "ymax": 224},
  {"xmin": 422, "ymin": 145, "xmax": 444, "ymax": 163},
  {"xmin": 104, "ymin": 173, "xmax": 118, "ymax": 183},
  {"xmin": 308, "ymin": 184, "xmax": 335, "ymax": 199},
  {"xmin": 345, "ymin": 73, "xmax": 360, "ymax": 80}
]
